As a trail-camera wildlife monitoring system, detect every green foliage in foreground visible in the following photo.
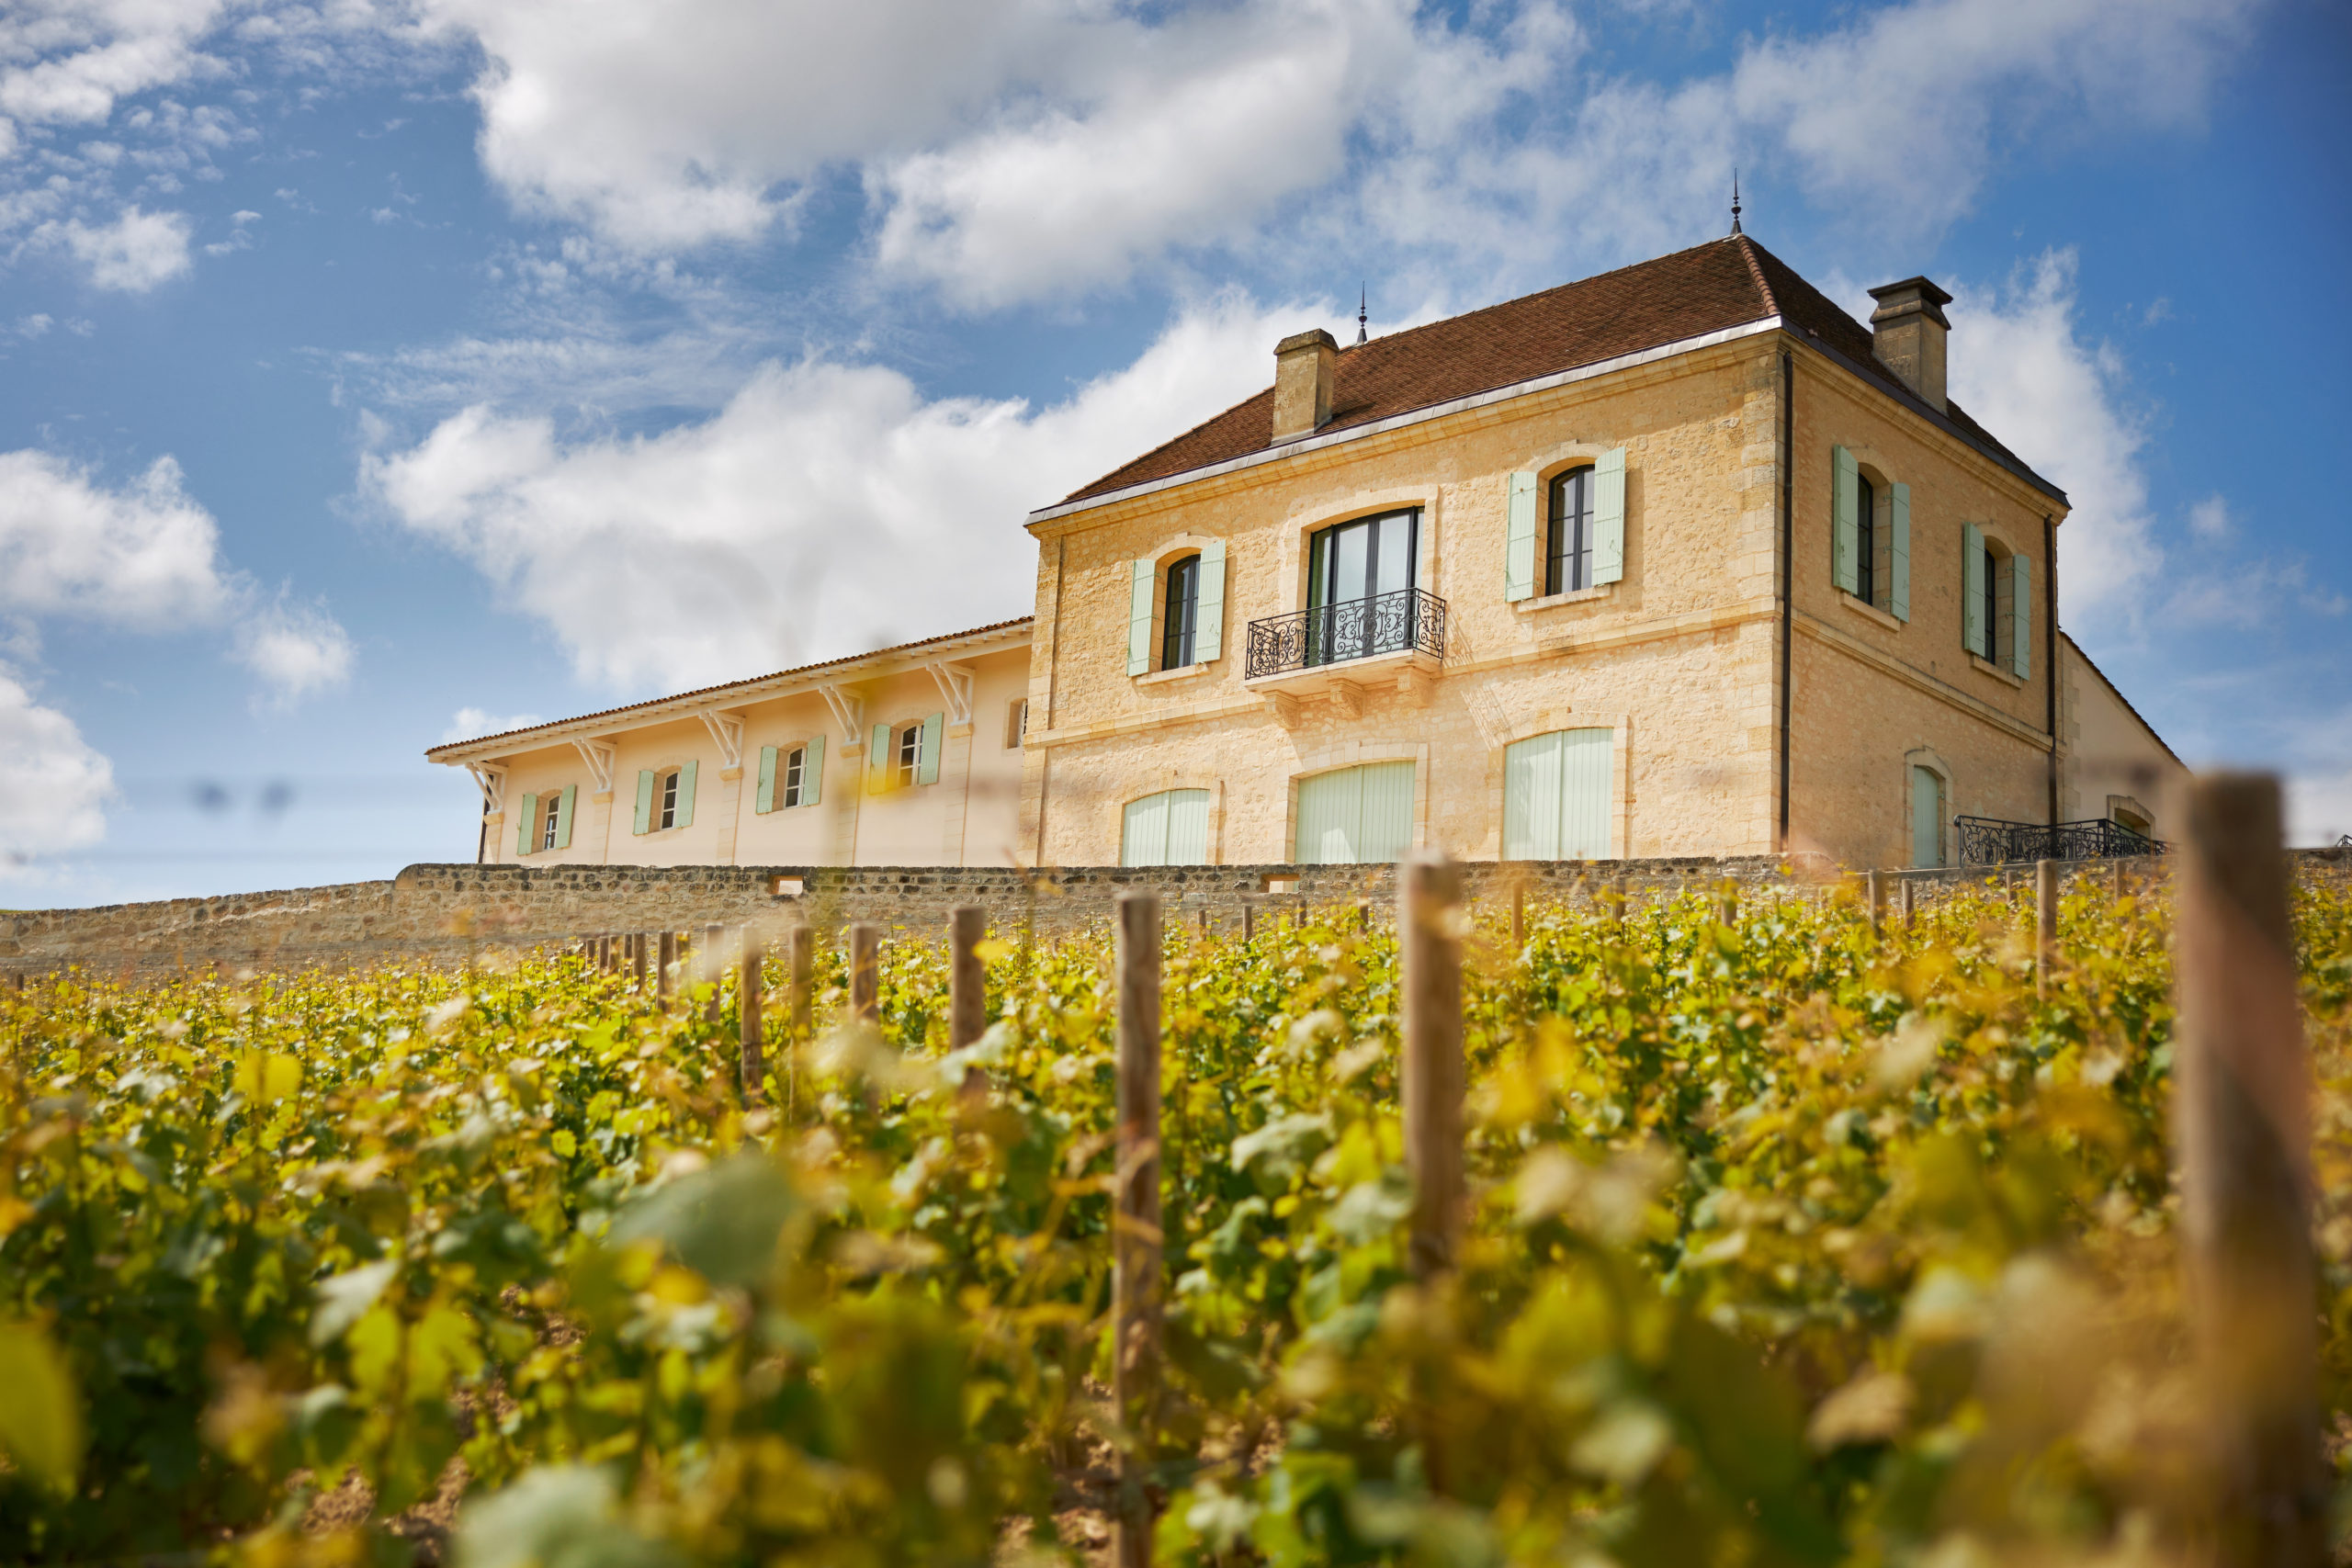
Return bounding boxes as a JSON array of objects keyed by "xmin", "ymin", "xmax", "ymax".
[{"xmin": 3, "ymin": 876, "xmax": 2350, "ymax": 1567}]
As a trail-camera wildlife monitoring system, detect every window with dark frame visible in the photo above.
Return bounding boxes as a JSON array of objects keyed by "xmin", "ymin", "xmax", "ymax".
[
  {"xmin": 1855, "ymin": 473, "xmax": 1877, "ymax": 608},
  {"xmin": 1161, "ymin": 553, "xmax": 1200, "ymax": 670},
  {"xmin": 1007, "ymin": 698, "xmax": 1028, "ymax": 750},
  {"xmin": 1984, "ymin": 541, "xmax": 2004, "ymax": 664},
  {"xmin": 782, "ymin": 744, "xmax": 807, "ymax": 808},
  {"xmin": 897, "ymin": 723, "xmax": 922, "ymax": 788},
  {"xmin": 1545, "ymin": 468, "xmax": 1594, "ymax": 594},
  {"xmin": 541, "ymin": 794, "xmax": 560, "ymax": 851},
  {"xmin": 658, "ymin": 769, "xmax": 680, "ymax": 829}
]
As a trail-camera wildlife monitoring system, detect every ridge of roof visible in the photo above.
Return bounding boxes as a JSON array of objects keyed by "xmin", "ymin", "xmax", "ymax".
[
  {"xmin": 424, "ymin": 615, "xmax": 1034, "ymax": 761},
  {"xmin": 1732, "ymin": 232, "xmax": 1780, "ymax": 317},
  {"xmin": 2061, "ymin": 629, "xmax": 2185, "ymax": 768}
]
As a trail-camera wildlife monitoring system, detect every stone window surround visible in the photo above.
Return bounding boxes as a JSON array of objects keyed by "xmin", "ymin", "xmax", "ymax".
[
  {"xmin": 1272, "ymin": 484, "xmax": 1443, "ymax": 617},
  {"xmin": 1526, "ymin": 445, "xmax": 1619, "ymax": 599},
  {"xmin": 1107, "ymin": 777, "xmax": 1227, "ymax": 865},
  {"xmin": 1129, "ymin": 531, "xmax": 1225, "ymax": 677},
  {"xmin": 772, "ymin": 738, "xmax": 821, "ymax": 807},
  {"xmin": 1838, "ymin": 590, "xmax": 1901, "ymax": 632},
  {"xmin": 1283, "ymin": 739, "xmax": 1433, "ymax": 862},
  {"xmin": 1477, "ymin": 705, "xmax": 1633, "ymax": 862},
  {"xmin": 1969, "ymin": 653, "xmax": 2026, "ymax": 688},
  {"xmin": 1903, "ymin": 746, "xmax": 1956, "ymax": 869},
  {"xmin": 1973, "ymin": 520, "xmax": 2027, "ymax": 671}
]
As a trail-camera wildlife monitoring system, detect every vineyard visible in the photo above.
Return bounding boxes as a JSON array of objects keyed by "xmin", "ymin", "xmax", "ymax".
[{"xmin": 3, "ymin": 857, "xmax": 2348, "ymax": 1567}]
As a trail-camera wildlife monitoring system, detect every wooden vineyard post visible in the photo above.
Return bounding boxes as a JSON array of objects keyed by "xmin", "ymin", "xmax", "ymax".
[
  {"xmin": 1399, "ymin": 852, "xmax": 1464, "ymax": 1281},
  {"xmin": 2113, "ymin": 858, "xmax": 2128, "ymax": 899},
  {"xmin": 739, "ymin": 931, "xmax": 764, "ymax": 1105},
  {"xmin": 1243, "ymin": 902, "xmax": 1254, "ymax": 943},
  {"xmin": 848, "ymin": 922, "xmax": 880, "ymax": 1025},
  {"xmin": 1867, "ymin": 869, "xmax": 1886, "ymax": 935},
  {"xmin": 703, "ymin": 923, "xmax": 725, "ymax": 1024},
  {"xmin": 1719, "ymin": 880, "xmax": 1737, "ymax": 928},
  {"xmin": 1611, "ymin": 874, "xmax": 1629, "ymax": 928},
  {"xmin": 1901, "ymin": 878, "xmax": 1917, "ymax": 931},
  {"xmin": 1512, "ymin": 886, "xmax": 1526, "ymax": 952},
  {"xmin": 2035, "ymin": 859, "xmax": 2059, "ymax": 998},
  {"xmin": 950, "ymin": 905, "xmax": 987, "ymax": 1099},
  {"xmin": 1112, "ymin": 890, "xmax": 1164, "ymax": 1568},
  {"xmin": 657, "ymin": 931, "xmax": 676, "ymax": 1004},
  {"xmin": 633, "ymin": 933, "xmax": 650, "ymax": 993},
  {"xmin": 786, "ymin": 924, "xmax": 813, "ymax": 1119},
  {"xmin": 2174, "ymin": 773, "xmax": 2324, "ymax": 1566}
]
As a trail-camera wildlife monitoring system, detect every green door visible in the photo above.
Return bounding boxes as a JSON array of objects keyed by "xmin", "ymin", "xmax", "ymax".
[{"xmin": 1911, "ymin": 766, "xmax": 1943, "ymax": 868}]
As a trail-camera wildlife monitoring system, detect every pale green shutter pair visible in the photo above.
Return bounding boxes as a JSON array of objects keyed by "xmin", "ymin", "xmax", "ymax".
[
  {"xmin": 1501, "ymin": 729, "xmax": 1611, "ymax": 860},
  {"xmin": 1120, "ymin": 789, "xmax": 1211, "ymax": 866},
  {"xmin": 866, "ymin": 717, "xmax": 944, "ymax": 791},
  {"xmin": 1959, "ymin": 525, "xmax": 2030, "ymax": 676},
  {"xmin": 1502, "ymin": 450, "xmax": 1625, "ymax": 603},
  {"xmin": 629, "ymin": 763, "xmax": 695, "ymax": 833},
  {"xmin": 1294, "ymin": 761, "xmax": 1414, "ymax": 865},
  {"xmin": 514, "ymin": 785, "xmax": 578, "ymax": 854},
  {"xmin": 753, "ymin": 737, "xmax": 825, "ymax": 813},
  {"xmin": 1125, "ymin": 545, "xmax": 1227, "ymax": 672},
  {"xmin": 1831, "ymin": 445, "xmax": 1910, "ymax": 621}
]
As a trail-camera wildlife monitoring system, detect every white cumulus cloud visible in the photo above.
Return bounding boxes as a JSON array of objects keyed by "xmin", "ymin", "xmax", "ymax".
[
  {"xmin": 0, "ymin": 663, "xmax": 113, "ymax": 860},
  {"xmin": 45, "ymin": 203, "xmax": 193, "ymax": 289},
  {"xmin": 232, "ymin": 592, "xmax": 356, "ymax": 705},
  {"xmin": 366, "ymin": 292, "xmax": 1326, "ymax": 692},
  {"xmin": 444, "ymin": 705, "xmax": 546, "ymax": 743}
]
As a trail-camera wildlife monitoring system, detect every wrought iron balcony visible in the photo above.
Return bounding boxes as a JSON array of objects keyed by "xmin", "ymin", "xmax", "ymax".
[
  {"xmin": 1953, "ymin": 815, "xmax": 2164, "ymax": 866},
  {"xmin": 1244, "ymin": 587, "xmax": 1447, "ymax": 681}
]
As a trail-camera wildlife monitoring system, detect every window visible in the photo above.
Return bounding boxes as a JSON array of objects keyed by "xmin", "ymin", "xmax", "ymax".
[
  {"xmin": 659, "ymin": 769, "xmax": 681, "ymax": 829},
  {"xmin": 541, "ymin": 793, "xmax": 561, "ymax": 851},
  {"xmin": 1502, "ymin": 729, "xmax": 1611, "ymax": 859},
  {"xmin": 1832, "ymin": 446, "xmax": 1909, "ymax": 621},
  {"xmin": 1007, "ymin": 698, "xmax": 1028, "ymax": 750},
  {"xmin": 897, "ymin": 723, "xmax": 922, "ymax": 787},
  {"xmin": 1122, "ymin": 789, "xmax": 1212, "ymax": 866},
  {"xmin": 1295, "ymin": 761, "xmax": 1414, "ymax": 864},
  {"xmin": 515, "ymin": 784, "xmax": 575, "ymax": 855},
  {"xmin": 1962, "ymin": 525, "xmax": 2029, "ymax": 677},
  {"xmin": 756, "ymin": 739, "xmax": 820, "ymax": 813},
  {"xmin": 1161, "ymin": 554, "xmax": 1200, "ymax": 670},
  {"xmin": 1855, "ymin": 473, "xmax": 1877, "ymax": 608},
  {"xmin": 1910, "ymin": 766, "xmax": 1946, "ymax": 868},
  {"xmin": 1545, "ymin": 468, "xmax": 1594, "ymax": 595},
  {"xmin": 782, "ymin": 745, "xmax": 807, "ymax": 807},
  {"xmin": 632, "ymin": 762, "xmax": 695, "ymax": 833},
  {"xmin": 869, "ymin": 714, "xmax": 943, "ymax": 792},
  {"xmin": 1306, "ymin": 509, "xmax": 1419, "ymax": 665}
]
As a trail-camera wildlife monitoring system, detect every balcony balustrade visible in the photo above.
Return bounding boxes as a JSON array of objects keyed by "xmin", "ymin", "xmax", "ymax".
[
  {"xmin": 1952, "ymin": 815, "xmax": 2164, "ymax": 865},
  {"xmin": 1244, "ymin": 587, "xmax": 1447, "ymax": 682}
]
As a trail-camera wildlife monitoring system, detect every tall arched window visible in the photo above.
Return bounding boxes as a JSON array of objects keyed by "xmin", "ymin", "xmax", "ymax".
[
  {"xmin": 1161, "ymin": 553, "xmax": 1200, "ymax": 669},
  {"xmin": 1546, "ymin": 468, "xmax": 1594, "ymax": 594},
  {"xmin": 1854, "ymin": 472, "xmax": 1877, "ymax": 607}
]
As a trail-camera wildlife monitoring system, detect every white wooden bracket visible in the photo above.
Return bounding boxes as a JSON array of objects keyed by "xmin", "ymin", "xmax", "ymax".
[
  {"xmin": 465, "ymin": 762, "xmax": 508, "ymax": 815},
  {"xmin": 818, "ymin": 684, "xmax": 865, "ymax": 749},
  {"xmin": 571, "ymin": 738, "xmax": 617, "ymax": 795},
  {"xmin": 923, "ymin": 661, "xmax": 976, "ymax": 728},
  {"xmin": 698, "ymin": 709, "xmax": 745, "ymax": 772}
]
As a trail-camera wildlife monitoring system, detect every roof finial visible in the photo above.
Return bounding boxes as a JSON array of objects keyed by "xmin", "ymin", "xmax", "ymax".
[
  {"xmin": 1356, "ymin": 283, "xmax": 1368, "ymax": 344},
  {"xmin": 1731, "ymin": 168, "xmax": 1742, "ymax": 236}
]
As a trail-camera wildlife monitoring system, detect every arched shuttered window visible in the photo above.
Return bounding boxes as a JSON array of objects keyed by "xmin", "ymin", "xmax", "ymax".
[
  {"xmin": 1122, "ymin": 789, "xmax": 1212, "ymax": 867},
  {"xmin": 1910, "ymin": 766, "xmax": 1946, "ymax": 868},
  {"xmin": 1502, "ymin": 728, "xmax": 1611, "ymax": 860},
  {"xmin": 1294, "ymin": 761, "xmax": 1414, "ymax": 865}
]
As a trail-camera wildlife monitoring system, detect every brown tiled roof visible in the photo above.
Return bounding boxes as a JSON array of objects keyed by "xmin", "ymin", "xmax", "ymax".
[
  {"xmin": 424, "ymin": 616, "xmax": 1033, "ymax": 761},
  {"xmin": 1059, "ymin": 235, "xmax": 2058, "ymax": 506}
]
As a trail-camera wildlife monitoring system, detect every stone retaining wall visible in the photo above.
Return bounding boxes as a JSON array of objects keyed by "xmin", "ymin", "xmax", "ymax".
[{"xmin": 6, "ymin": 849, "xmax": 2343, "ymax": 979}]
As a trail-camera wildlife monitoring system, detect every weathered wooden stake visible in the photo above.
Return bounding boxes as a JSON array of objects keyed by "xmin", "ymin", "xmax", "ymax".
[
  {"xmin": 1611, "ymin": 874, "xmax": 1629, "ymax": 927},
  {"xmin": 739, "ymin": 931, "xmax": 764, "ymax": 1105},
  {"xmin": 1243, "ymin": 902, "xmax": 1254, "ymax": 942},
  {"xmin": 1112, "ymin": 890, "xmax": 1164, "ymax": 1568},
  {"xmin": 1719, "ymin": 881, "xmax": 1737, "ymax": 928},
  {"xmin": 1511, "ymin": 886, "xmax": 1526, "ymax": 951},
  {"xmin": 2112, "ymin": 858, "xmax": 2128, "ymax": 899},
  {"xmin": 1900, "ymin": 877, "xmax": 1917, "ymax": 930},
  {"xmin": 1866, "ymin": 869, "xmax": 1886, "ymax": 935},
  {"xmin": 2173, "ymin": 773, "xmax": 2324, "ymax": 1565},
  {"xmin": 703, "ymin": 922, "xmax": 725, "ymax": 1023},
  {"xmin": 848, "ymin": 922, "xmax": 880, "ymax": 1024},
  {"xmin": 786, "ymin": 924, "xmax": 812, "ymax": 1118},
  {"xmin": 632, "ymin": 933, "xmax": 650, "ymax": 992},
  {"xmin": 2035, "ymin": 859, "xmax": 2059, "ymax": 998},
  {"xmin": 657, "ymin": 931, "xmax": 677, "ymax": 1003},
  {"xmin": 1399, "ymin": 852, "xmax": 1464, "ymax": 1281}
]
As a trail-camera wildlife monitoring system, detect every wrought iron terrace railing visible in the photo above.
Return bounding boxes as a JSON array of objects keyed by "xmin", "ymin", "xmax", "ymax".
[
  {"xmin": 1245, "ymin": 588, "xmax": 1447, "ymax": 680},
  {"xmin": 1953, "ymin": 815, "xmax": 2164, "ymax": 866}
]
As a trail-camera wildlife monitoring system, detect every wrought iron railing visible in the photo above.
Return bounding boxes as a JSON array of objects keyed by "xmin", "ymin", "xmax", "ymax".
[
  {"xmin": 1953, "ymin": 815, "xmax": 2164, "ymax": 865},
  {"xmin": 1245, "ymin": 588, "xmax": 1447, "ymax": 680}
]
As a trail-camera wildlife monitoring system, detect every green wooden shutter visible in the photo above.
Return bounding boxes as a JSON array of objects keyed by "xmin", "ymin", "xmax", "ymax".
[
  {"xmin": 1503, "ymin": 732, "xmax": 1564, "ymax": 860},
  {"xmin": 1122, "ymin": 793, "xmax": 1170, "ymax": 867},
  {"xmin": 633, "ymin": 770, "xmax": 655, "ymax": 834},
  {"xmin": 917, "ymin": 712, "xmax": 944, "ymax": 785},
  {"xmin": 1295, "ymin": 769, "xmax": 1362, "ymax": 864},
  {"xmin": 1591, "ymin": 449, "xmax": 1626, "ymax": 585},
  {"xmin": 1166, "ymin": 789, "xmax": 1211, "ymax": 864},
  {"xmin": 2010, "ymin": 552, "xmax": 2032, "ymax": 679},
  {"xmin": 516, "ymin": 792, "xmax": 538, "ymax": 856},
  {"xmin": 1832, "ymin": 446, "xmax": 1859, "ymax": 594},
  {"xmin": 554, "ymin": 784, "xmax": 575, "ymax": 850},
  {"xmin": 1357, "ymin": 761, "xmax": 1415, "ymax": 863},
  {"xmin": 869, "ymin": 723, "xmax": 890, "ymax": 793},
  {"xmin": 1504, "ymin": 470, "xmax": 1539, "ymax": 602},
  {"xmin": 755, "ymin": 745, "xmax": 777, "ymax": 814},
  {"xmin": 673, "ymin": 759, "xmax": 697, "ymax": 828},
  {"xmin": 801, "ymin": 734, "xmax": 824, "ymax": 807},
  {"xmin": 1126, "ymin": 558, "xmax": 1155, "ymax": 675},
  {"xmin": 1962, "ymin": 524, "xmax": 1985, "ymax": 657},
  {"xmin": 1194, "ymin": 540, "xmax": 1226, "ymax": 662},
  {"xmin": 1889, "ymin": 481, "xmax": 1911, "ymax": 622},
  {"xmin": 1558, "ymin": 728, "xmax": 1612, "ymax": 859}
]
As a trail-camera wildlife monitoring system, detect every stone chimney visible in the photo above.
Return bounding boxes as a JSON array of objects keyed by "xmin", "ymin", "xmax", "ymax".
[
  {"xmin": 1272, "ymin": 328, "xmax": 1337, "ymax": 442},
  {"xmin": 1866, "ymin": 276, "xmax": 1952, "ymax": 413}
]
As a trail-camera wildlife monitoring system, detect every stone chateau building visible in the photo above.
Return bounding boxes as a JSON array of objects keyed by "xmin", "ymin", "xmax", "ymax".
[{"xmin": 428, "ymin": 234, "xmax": 2181, "ymax": 874}]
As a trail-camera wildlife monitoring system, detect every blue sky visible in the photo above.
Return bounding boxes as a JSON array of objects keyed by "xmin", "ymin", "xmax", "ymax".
[{"xmin": 1, "ymin": 0, "xmax": 2345, "ymax": 906}]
